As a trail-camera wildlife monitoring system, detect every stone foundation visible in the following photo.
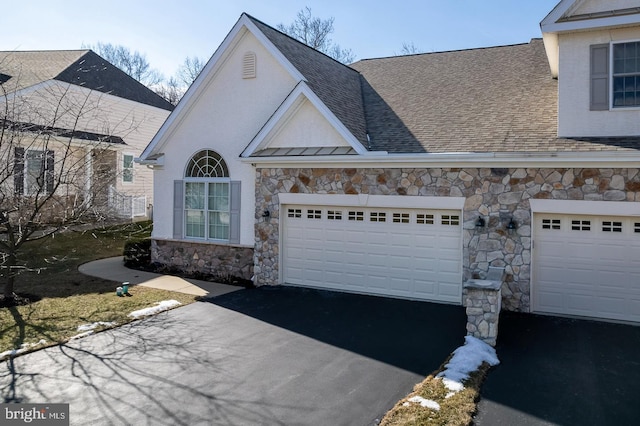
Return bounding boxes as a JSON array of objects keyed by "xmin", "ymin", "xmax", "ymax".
[{"xmin": 151, "ymin": 239, "xmax": 254, "ymax": 281}]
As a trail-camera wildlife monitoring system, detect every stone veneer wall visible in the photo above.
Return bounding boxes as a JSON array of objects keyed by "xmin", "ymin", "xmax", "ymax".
[
  {"xmin": 255, "ymin": 167, "xmax": 640, "ymax": 312},
  {"xmin": 151, "ymin": 239, "xmax": 254, "ymax": 281}
]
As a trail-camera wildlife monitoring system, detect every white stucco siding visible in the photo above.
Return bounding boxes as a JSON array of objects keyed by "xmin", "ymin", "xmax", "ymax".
[
  {"xmin": 572, "ymin": 0, "xmax": 639, "ymax": 15},
  {"xmin": 151, "ymin": 30, "xmax": 298, "ymax": 245},
  {"xmin": 268, "ymin": 99, "xmax": 351, "ymax": 149},
  {"xmin": 558, "ymin": 27, "xmax": 640, "ymax": 137}
]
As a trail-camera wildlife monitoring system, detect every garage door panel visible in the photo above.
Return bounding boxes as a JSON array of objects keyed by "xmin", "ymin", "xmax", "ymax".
[
  {"xmin": 534, "ymin": 213, "xmax": 640, "ymax": 323},
  {"xmin": 283, "ymin": 205, "xmax": 462, "ymax": 304},
  {"xmin": 599, "ymin": 297, "xmax": 629, "ymax": 316}
]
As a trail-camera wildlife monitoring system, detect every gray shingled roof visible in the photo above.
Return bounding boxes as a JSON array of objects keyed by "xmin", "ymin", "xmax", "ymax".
[
  {"xmin": 0, "ymin": 50, "xmax": 173, "ymax": 111},
  {"xmin": 248, "ymin": 15, "xmax": 368, "ymax": 147},
  {"xmin": 351, "ymin": 40, "xmax": 640, "ymax": 153},
  {"xmin": 246, "ymin": 14, "xmax": 640, "ymax": 155}
]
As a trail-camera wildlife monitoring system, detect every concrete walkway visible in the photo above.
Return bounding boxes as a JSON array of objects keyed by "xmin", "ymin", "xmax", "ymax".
[{"xmin": 78, "ymin": 257, "xmax": 241, "ymax": 298}]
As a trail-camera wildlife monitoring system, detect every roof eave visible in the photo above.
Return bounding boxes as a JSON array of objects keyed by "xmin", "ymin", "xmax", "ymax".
[{"xmin": 241, "ymin": 150, "xmax": 640, "ymax": 168}]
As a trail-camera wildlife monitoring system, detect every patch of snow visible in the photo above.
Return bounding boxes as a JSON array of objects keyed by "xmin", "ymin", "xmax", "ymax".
[
  {"xmin": 0, "ymin": 339, "xmax": 47, "ymax": 360},
  {"xmin": 128, "ymin": 300, "xmax": 182, "ymax": 319},
  {"xmin": 70, "ymin": 331, "xmax": 94, "ymax": 340},
  {"xmin": 77, "ymin": 321, "xmax": 117, "ymax": 332},
  {"xmin": 436, "ymin": 335, "xmax": 500, "ymax": 393},
  {"xmin": 405, "ymin": 395, "xmax": 441, "ymax": 411}
]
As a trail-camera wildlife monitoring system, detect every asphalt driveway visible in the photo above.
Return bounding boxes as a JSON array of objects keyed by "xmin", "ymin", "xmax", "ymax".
[
  {"xmin": 474, "ymin": 311, "xmax": 640, "ymax": 426},
  {"xmin": 1, "ymin": 286, "xmax": 466, "ymax": 425}
]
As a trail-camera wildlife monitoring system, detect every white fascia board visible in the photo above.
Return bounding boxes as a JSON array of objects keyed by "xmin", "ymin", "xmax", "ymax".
[
  {"xmin": 542, "ymin": 14, "xmax": 640, "ymax": 33},
  {"xmin": 278, "ymin": 193, "xmax": 465, "ymax": 210},
  {"xmin": 241, "ymin": 82, "xmax": 368, "ymax": 157},
  {"xmin": 530, "ymin": 199, "xmax": 640, "ymax": 217},
  {"xmin": 139, "ymin": 13, "xmax": 306, "ymax": 161},
  {"xmin": 541, "ymin": 0, "xmax": 640, "ymax": 34},
  {"xmin": 540, "ymin": 0, "xmax": 581, "ymax": 32},
  {"xmin": 242, "ymin": 150, "xmax": 640, "ymax": 168}
]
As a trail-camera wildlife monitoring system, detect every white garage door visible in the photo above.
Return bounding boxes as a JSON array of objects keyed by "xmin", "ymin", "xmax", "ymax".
[
  {"xmin": 282, "ymin": 205, "xmax": 462, "ymax": 303},
  {"xmin": 533, "ymin": 214, "xmax": 640, "ymax": 322}
]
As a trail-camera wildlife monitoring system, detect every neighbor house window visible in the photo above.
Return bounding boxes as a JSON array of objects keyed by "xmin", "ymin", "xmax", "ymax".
[
  {"xmin": 613, "ymin": 41, "xmax": 640, "ymax": 107},
  {"xmin": 122, "ymin": 154, "xmax": 134, "ymax": 183},
  {"xmin": 184, "ymin": 150, "xmax": 230, "ymax": 240},
  {"xmin": 14, "ymin": 148, "xmax": 54, "ymax": 195}
]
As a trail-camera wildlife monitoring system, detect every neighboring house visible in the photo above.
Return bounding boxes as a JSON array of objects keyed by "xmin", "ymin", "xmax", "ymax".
[
  {"xmin": 0, "ymin": 50, "xmax": 173, "ymax": 220},
  {"xmin": 139, "ymin": 0, "xmax": 640, "ymax": 324}
]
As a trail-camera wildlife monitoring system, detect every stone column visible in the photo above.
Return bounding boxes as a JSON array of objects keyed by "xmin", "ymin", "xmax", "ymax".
[{"xmin": 463, "ymin": 280, "xmax": 502, "ymax": 346}]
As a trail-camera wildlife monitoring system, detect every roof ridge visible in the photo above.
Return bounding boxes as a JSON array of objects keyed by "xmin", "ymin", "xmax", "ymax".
[
  {"xmin": 243, "ymin": 12, "xmax": 358, "ymax": 69},
  {"xmin": 355, "ymin": 39, "xmax": 543, "ymax": 63},
  {"xmin": 0, "ymin": 49, "xmax": 90, "ymax": 54}
]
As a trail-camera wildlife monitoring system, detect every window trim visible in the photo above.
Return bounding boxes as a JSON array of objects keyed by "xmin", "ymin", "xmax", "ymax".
[
  {"xmin": 610, "ymin": 39, "xmax": 640, "ymax": 110},
  {"xmin": 17, "ymin": 148, "xmax": 55, "ymax": 195},
  {"xmin": 122, "ymin": 153, "xmax": 134, "ymax": 184},
  {"xmin": 183, "ymin": 177, "xmax": 231, "ymax": 242}
]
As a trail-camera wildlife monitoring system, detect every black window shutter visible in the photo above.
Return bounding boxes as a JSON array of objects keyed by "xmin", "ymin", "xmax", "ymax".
[
  {"xmin": 45, "ymin": 150, "xmax": 54, "ymax": 193},
  {"xmin": 173, "ymin": 180, "xmax": 184, "ymax": 239},
  {"xmin": 14, "ymin": 147, "xmax": 24, "ymax": 195},
  {"xmin": 229, "ymin": 181, "xmax": 241, "ymax": 244},
  {"xmin": 590, "ymin": 44, "xmax": 609, "ymax": 111}
]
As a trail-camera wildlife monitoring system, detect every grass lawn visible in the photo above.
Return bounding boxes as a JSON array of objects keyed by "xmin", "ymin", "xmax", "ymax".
[
  {"xmin": 379, "ymin": 363, "xmax": 491, "ymax": 426},
  {"xmin": 0, "ymin": 221, "xmax": 196, "ymax": 357}
]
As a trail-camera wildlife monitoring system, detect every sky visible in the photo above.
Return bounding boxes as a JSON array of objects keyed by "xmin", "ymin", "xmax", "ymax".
[{"xmin": 1, "ymin": 0, "xmax": 560, "ymax": 79}]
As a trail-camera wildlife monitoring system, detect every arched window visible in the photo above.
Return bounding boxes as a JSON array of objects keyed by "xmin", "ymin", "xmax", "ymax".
[
  {"xmin": 184, "ymin": 150, "xmax": 230, "ymax": 240},
  {"xmin": 185, "ymin": 150, "xmax": 229, "ymax": 178}
]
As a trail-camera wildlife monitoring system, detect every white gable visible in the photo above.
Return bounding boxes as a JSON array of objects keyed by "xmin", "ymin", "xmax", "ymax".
[
  {"xmin": 267, "ymin": 99, "xmax": 351, "ymax": 149},
  {"xmin": 143, "ymin": 14, "xmax": 320, "ymax": 245},
  {"xmin": 241, "ymin": 83, "xmax": 367, "ymax": 157}
]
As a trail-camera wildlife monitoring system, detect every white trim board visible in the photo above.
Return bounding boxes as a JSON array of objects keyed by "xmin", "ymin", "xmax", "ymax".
[
  {"xmin": 278, "ymin": 193, "xmax": 465, "ymax": 210},
  {"xmin": 530, "ymin": 199, "xmax": 640, "ymax": 217}
]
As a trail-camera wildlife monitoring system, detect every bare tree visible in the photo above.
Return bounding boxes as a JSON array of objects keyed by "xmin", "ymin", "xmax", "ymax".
[
  {"xmin": 176, "ymin": 56, "xmax": 205, "ymax": 87},
  {"xmin": 398, "ymin": 42, "xmax": 423, "ymax": 55},
  {"xmin": 153, "ymin": 77, "xmax": 184, "ymax": 106},
  {"xmin": 277, "ymin": 7, "xmax": 355, "ymax": 64},
  {"xmin": 0, "ymin": 67, "xmax": 136, "ymax": 303},
  {"xmin": 84, "ymin": 42, "xmax": 164, "ymax": 87}
]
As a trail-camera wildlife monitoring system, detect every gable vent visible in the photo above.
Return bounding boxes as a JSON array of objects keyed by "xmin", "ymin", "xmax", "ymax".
[{"xmin": 242, "ymin": 52, "xmax": 256, "ymax": 79}]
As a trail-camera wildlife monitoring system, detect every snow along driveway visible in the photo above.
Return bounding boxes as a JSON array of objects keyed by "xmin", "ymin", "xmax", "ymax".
[{"xmin": 1, "ymin": 287, "xmax": 467, "ymax": 425}]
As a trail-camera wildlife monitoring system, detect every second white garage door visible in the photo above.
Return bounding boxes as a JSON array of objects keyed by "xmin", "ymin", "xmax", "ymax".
[
  {"xmin": 533, "ymin": 214, "xmax": 640, "ymax": 323},
  {"xmin": 282, "ymin": 205, "xmax": 462, "ymax": 303}
]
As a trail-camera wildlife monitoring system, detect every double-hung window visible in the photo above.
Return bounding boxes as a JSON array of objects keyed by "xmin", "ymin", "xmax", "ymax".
[
  {"xmin": 122, "ymin": 154, "xmax": 134, "ymax": 183},
  {"xmin": 612, "ymin": 41, "xmax": 640, "ymax": 108},
  {"xmin": 14, "ymin": 147, "xmax": 54, "ymax": 195},
  {"xmin": 184, "ymin": 150, "xmax": 230, "ymax": 241}
]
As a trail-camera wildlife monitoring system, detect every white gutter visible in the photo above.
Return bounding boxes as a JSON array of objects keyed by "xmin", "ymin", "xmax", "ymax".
[
  {"xmin": 135, "ymin": 153, "xmax": 164, "ymax": 167},
  {"xmin": 241, "ymin": 150, "xmax": 640, "ymax": 168}
]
